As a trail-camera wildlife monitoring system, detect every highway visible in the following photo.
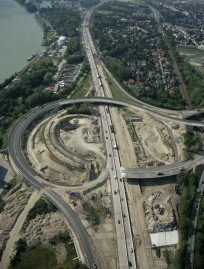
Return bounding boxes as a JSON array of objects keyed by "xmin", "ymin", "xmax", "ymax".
[
  {"xmin": 7, "ymin": 5, "xmax": 204, "ymax": 269},
  {"xmin": 82, "ymin": 9, "xmax": 132, "ymax": 268},
  {"xmin": 82, "ymin": 5, "xmax": 137, "ymax": 268}
]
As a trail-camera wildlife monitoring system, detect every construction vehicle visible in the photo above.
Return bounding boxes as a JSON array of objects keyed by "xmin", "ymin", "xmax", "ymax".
[{"xmin": 70, "ymin": 200, "xmax": 76, "ymax": 206}]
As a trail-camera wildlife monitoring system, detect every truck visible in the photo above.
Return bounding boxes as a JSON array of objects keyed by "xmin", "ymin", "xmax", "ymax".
[{"xmin": 70, "ymin": 200, "xmax": 76, "ymax": 206}]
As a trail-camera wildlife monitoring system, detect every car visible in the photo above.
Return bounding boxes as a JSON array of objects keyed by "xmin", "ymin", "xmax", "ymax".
[
  {"xmin": 180, "ymin": 167, "xmax": 185, "ymax": 171},
  {"xmin": 106, "ymin": 137, "xmax": 108, "ymax": 139},
  {"xmin": 93, "ymin": 263, "xmax": 97, "ymax": 269},
  {"xmin": 128, "ymin": 261, "xmax": 132, "ymax": 266},
  {"xmin": 114, "ymin": 175, "xmax": 117, "ymax": 179},
  {"xmin": 130, "ymin": 247, "xmax": 133, "ymax": 253},
  {"xmin": 120, "ymin": 178, "xmax": 122, "ymax": 182},
  {"xmin": 24, "ymin": 117, "xmax": 27, "ymax": 119},
  {"xmin": 33, "ymin": 110, "xmax": 35, "ymax": 113},
  {"xmin": 118, "ymin": 220, "xmax": 120, "ymax": 224},
  {"xmin": 156, "ymin": 171, "xmax": 163, "ymax": 175},
  {"xmin": 121, "ymin": 198, "xmax": 123, "ymax": 201},
  {"xmin": 109, "ymin": 154, "xmax": 111, "ymax": 157}
]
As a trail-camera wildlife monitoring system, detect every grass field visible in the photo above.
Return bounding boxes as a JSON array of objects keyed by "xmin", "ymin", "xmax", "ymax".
[
  {"xmin": 177, "ymin": 47, "xmax": 204, "ymax": 62},
  {"xmin": 177, "ymin": 47, "xmax": 204, "ymax": 73},
  {"xmin": 105, "ymin": 71, "xmax": 135, "ymax": 102},
  {"xmin": 71, "ymin": 74, "xmax": 92, "ymax": 97}
]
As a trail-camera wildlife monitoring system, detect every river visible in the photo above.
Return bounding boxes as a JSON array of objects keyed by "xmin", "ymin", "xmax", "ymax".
[{"xmin": 0, "ymin": 0, "xmax": 44, "ymax": 83}]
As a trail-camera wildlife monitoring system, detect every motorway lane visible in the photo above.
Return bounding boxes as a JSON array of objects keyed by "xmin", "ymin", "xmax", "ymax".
[{"xmin": 82, "ymin": 11, "xmax": 134, "ymax": 267}]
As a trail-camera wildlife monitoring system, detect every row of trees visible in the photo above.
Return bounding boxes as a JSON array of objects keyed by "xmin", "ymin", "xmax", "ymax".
[
  {"xmin": 67, "ymin": 102, "xmax": 94, "ymax": 115},
  {"xmin": 174, "ymin": 171, "xmax": 197, "ymax": 268},
  {"xmin": 194, "ymin": 195, "xmax": 204, "ymax": 269},
  {"xmin": 183, "ymin": 130, "xmax": 202, "ymax": 157},
  {"xmin": 166, "ymin": 33, "xmax": 204, "ymax": 108}
]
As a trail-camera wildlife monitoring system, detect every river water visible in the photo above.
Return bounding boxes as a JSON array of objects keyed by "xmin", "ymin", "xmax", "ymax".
[{"xmin": 0, "ymin": 0, "xmax": 44, "ymax": 83}]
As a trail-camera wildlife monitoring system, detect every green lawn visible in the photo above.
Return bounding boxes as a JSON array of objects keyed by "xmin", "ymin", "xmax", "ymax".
[
  {"xmin": 71, "ymin": 74, "xmax": 92, "ymax": 97},
  {"xmin": 105, "ymin": 71, "xmax": 135, "ymax": 102},
  {"xmin": 177, "ymin": 47, "xmax": 204, "ymax": 62}
]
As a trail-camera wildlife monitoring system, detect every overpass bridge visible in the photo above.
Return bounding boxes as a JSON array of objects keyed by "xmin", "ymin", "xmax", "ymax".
[
  {"xmin": 121, "ymin": 152, "xmax": 204, "ymax": 179},
  {"xmin": 60, "ymin": 97, "xmax": 204, "ymax": 127}
]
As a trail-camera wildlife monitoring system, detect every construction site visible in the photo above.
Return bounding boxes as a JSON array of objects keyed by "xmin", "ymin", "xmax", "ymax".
[{"xmin": 0, "ymin": 102, "xmax": 187, "ymax": 269}]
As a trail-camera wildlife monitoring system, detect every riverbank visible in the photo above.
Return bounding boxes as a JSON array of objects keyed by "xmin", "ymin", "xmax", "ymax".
[{"xmin": 0, "ymin": 0, "xmax": 44, "ymax": 83}]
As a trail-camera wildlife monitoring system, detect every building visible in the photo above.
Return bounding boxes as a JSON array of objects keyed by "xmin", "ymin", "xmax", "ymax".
[{"xmin": 58, "ymin": 36, "xmax": 66, "ymax": 46}]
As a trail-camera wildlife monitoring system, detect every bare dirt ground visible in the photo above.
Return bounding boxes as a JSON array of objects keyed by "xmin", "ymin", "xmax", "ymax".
[
  {"xmin": 0, "ymin": 178, "xmax": 117, "ymax": 269},
  {"xmin": 98, "ymin": 60, "xmax": 185, "ymax": 269},
  {"xmin": 120, "ymin": 108, "xmax": 184, "ymax": 269},
  {"xmin": 27, "ymin": 111, "xmax": 106, "ymax": 184},
  {"xmin": 25, "ymin": 109, "xmax": 117, "ymax": 268},
  {"xmin": 1, "ymin": 72, "xmax": 186, "ymax": 269},
  {"xmin": 126, "ymin": 177, "xmax": 178, "ymax": 269},
  {"xmin": 121, "ymin": 108, "xmax": 186, "ymax": 167},
  {"xmin": 54, "ymin": 179, "xmax": 117, "ymax": 269},
  {"xmin": 0, "ymin": 190, "xmax": 41, "ymax": 269}
]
